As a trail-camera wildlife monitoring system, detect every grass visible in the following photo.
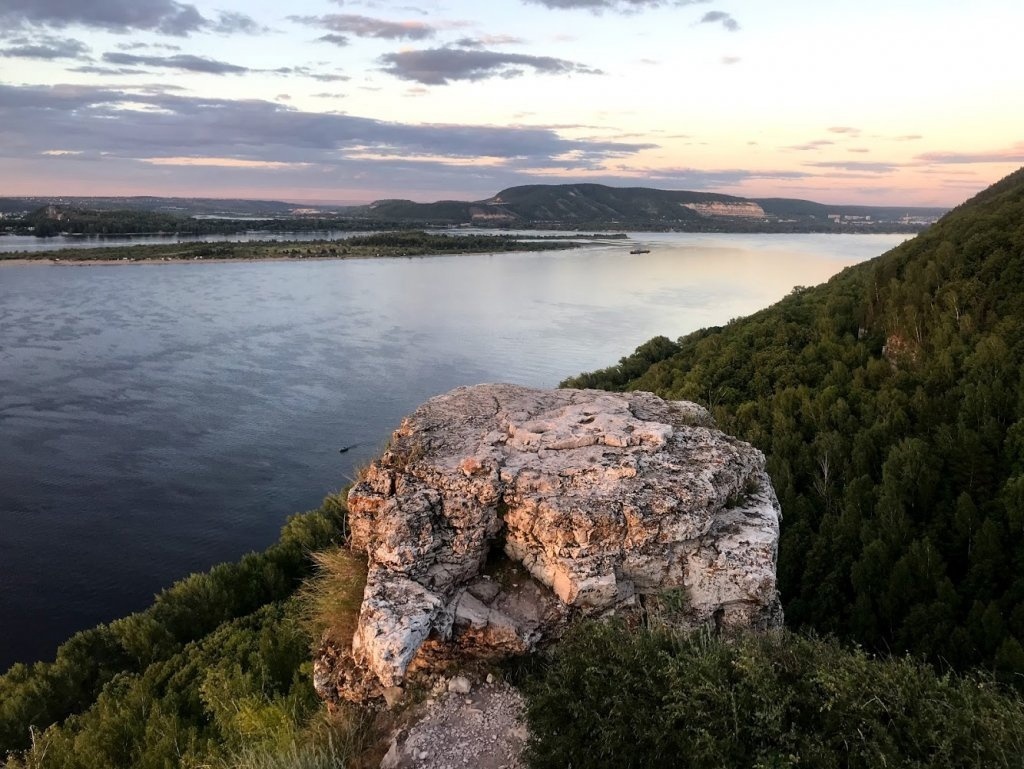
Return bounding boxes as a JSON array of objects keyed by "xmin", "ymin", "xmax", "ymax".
[
  {"xmin": 298, "ymin": 547, "xmax": 368, "ymax": 649},
  {"xmin": 224, "ymin": 706, "xmax": 380, "ymax": 769}
]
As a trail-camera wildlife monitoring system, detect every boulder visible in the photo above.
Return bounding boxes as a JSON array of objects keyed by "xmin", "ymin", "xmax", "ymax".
[{"xmin": 315, "ymin": 384, "xmax": 782, "ymax": 703}]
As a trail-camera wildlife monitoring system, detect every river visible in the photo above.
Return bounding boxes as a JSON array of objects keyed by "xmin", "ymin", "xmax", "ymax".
[{"xmin": 0, "ymin": 232, "xmax": 905, "ymax": 670}]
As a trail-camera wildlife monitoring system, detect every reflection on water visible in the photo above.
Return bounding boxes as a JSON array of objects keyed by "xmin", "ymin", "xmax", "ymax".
[{"xmin": 0, "ymin": 233, "xmax": 906, "ymax": 669}]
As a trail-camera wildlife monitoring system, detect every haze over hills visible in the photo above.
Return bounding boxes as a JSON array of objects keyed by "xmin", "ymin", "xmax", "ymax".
[{"xmin": 0, "ymin": 183, "xmax": 946, "ymax": 235}]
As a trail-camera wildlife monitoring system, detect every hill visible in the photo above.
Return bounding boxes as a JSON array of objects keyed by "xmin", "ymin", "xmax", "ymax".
[
  {"xmin": 565, "ymin": 167, "xmax": 1024, "ymax": 679},
  {"xmin": 354, "ymin": 183, "xmax": 946, "ymax": 232},
  {"xmin": 2, "ymin": 186, "xmax": 946, "ymax": 234}
]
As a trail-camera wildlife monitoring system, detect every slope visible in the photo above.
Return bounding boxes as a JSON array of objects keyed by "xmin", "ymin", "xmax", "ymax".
[{"xmin": 565, "ymin": 167, "xmax": 1024, "ymax": 680}]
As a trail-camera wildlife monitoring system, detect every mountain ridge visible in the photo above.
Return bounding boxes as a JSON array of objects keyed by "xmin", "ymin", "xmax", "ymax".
[
  {"xmin": 355, "ymin": 182, "xmax": 946, "ymax": 231},
  {"xmin": 2, "ymin": 183, "xmax": 947, "ymax": 233}
]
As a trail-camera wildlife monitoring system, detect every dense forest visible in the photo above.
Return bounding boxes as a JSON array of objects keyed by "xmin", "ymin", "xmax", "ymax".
[{"xmin": 566, "ymin": 167, "xmax": 1024, "ymax": 683}]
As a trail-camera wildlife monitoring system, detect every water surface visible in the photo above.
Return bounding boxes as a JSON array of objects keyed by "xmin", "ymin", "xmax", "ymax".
[{"xmin": 0, "ymin": 233, "xmax": 906, "ymax": 669}]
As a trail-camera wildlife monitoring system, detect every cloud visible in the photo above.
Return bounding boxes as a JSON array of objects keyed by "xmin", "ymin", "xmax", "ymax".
[
  {"xmin": 454, "ymin": 34, "xmax": 526, "ymax": 48},
  {"xmin": 69, "ymin": 64, "xmax": 147, "ymax": 75},
  {"xmin": 0, "ymin": 0, "xmax": 265, "ymax": 37},
  {"xmin": 309, "ymin": 72, "xmax": 351, "ymax": 82},
  {"xmin": 212, "ymin": 11, "xmax": 267, "ymax": 35},
  {"xmin": 0, "ymin": 34, "xmax": 89, "ymax": 59},
  {"xmin": 914, "ymin": 143, "xmax": 1024, "ymax": 165},
  {"xmin": 292, "ymin": 13, "xmax": 435, "ymax": 40},
  {"xmin": 828, "ymin": 126, "xmax": 861, "ymax": 135},
  {"xmin": 601, "ymin": 165, "xmax": 811, "ymax": 189},
  {"xmin": 721, "ymin": 55, "xmax": 740, "ymax": 65},
  {"xmin": 699, "ymin": 10, "xmax": 739, "ymax": 31},
  {"xmin": 103, "ymin": 52, "xmax": 249, "ymax": 75},
  {"xmin": 115, "ymin": 41, "xmax": 182, "ymax": 51},
  {"xmin": 785, "ymin": 140, "xmax": 834, "ymax": 151},
  {"xmin": 523, "ymin": 0, "xmax": 708, "ymax": 13},
  {"xmin": 380, "ymin": 48, "xmax": 602, "ymax": 85},
  {"xmin": 0, "ymin": 0, "xmax": 207, "ymax": 35},
  {"xmin": 802, "ymin": 160, "xmax": 899, "ymax": 173},
  {"xmin": 0, "ymin": 82, "xmax": 653, "ymax": 171},
  {"xmin": 317, "ymin": 33, "xmax": 350, "ymax": 46}
]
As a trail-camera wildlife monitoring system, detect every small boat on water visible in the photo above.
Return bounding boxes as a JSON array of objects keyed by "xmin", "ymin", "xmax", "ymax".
[{"xmin": 629, "ymin": 247, "xmax": 651, "ymax": 254}]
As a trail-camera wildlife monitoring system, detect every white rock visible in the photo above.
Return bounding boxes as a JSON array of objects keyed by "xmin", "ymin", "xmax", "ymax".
[
  {"xmin": 448, "ymin": 675, "xmax": 472, "ymax": 695},
  {"xmin": 326, "ymin": 384, "xmax": 781, "ymax": 700}
]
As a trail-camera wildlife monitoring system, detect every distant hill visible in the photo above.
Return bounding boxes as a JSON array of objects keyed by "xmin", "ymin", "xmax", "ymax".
[
  {"xmin": 354, "ymin": 183, "xmax": 946, "ymax": 232},
  {"xmin": 0, "ymin": 196, "xmax": 318, "ymax": 217},
  {"xmin": 565, "ymin": 166, "xmax": 1024, "ymax": 681},
  {"xmin": 1, "ymin": 185, "xmax": 948, "ymax": 234}
]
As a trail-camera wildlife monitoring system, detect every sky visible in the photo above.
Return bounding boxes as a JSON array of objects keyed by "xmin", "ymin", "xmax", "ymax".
[{"xmin": 0, "ymin": 0, "xmax": 1022, "ymax": 206}]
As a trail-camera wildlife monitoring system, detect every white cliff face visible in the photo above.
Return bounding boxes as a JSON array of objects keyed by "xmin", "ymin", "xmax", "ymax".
[{"xmin": 321, "ymin": 384, "xmax": 782, "ymax": 701}]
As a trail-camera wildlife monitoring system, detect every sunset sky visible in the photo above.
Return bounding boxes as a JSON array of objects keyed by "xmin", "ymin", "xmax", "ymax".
[{"xmin": 1, "ymin": 0, "xmax": 1022, "ymax": 206}]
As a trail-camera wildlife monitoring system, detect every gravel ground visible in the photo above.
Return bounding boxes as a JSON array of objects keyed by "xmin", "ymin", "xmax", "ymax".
[{"xmin": 380, "ymin": 678, "xmax": 529, "ymax": 769}]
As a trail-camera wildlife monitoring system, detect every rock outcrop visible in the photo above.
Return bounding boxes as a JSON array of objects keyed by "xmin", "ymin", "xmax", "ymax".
[{"xmin": 315, "ymin": 384, "xmax": 782, "ymax": 704}]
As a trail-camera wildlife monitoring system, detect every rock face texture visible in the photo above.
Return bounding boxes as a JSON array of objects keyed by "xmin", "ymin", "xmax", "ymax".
[{"xmin": 315, "ymin": 384, "xmax": 782, "ymax": 703}]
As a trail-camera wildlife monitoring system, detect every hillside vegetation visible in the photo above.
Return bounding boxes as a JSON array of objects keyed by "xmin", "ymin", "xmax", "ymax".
[
  {"xmin": 353, "ymin": 183, "xmax": 943, "ymax": 231},
  {"xmin": 0, "ymin": 497, "xmax": 357, "ymax": 766},
  {"xmin": 4, "ymin": 172, "xmax": 1023, "ymax": 768},
  {"xmin": 525, "ymin": 622, "xmax": 1024, "ymax": 769},
  {"xmin": 565, "ymin": 167, "xmax": 1024, "ymax": 681}
]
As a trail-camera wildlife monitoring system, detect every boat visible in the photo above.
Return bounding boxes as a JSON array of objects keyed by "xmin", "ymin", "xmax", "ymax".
[{"xmin": 629, "ymin": 247, "xmax": 650, "ymax": 254}]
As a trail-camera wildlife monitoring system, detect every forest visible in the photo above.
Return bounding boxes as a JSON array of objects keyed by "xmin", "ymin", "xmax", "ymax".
[{"xmin": 566, "ymin": 167, "xmax": 1024, "ymax": 682}]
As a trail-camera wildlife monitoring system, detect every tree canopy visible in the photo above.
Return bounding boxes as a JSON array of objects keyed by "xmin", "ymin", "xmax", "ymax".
[{"xmin": 565, "ymin": 167, "xmax": 1024, "ymax": 683}]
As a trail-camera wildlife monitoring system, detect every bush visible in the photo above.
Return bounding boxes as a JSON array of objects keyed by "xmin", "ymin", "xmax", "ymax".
[{"xmin": 524, "ymin": 623, "xmax": 1024, "ymax": 769}]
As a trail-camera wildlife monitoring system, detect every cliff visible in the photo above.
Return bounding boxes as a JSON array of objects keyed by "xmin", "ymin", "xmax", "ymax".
[{"xmin": 313, "ymin": 384, "xmax": 782, "ymax": 704}]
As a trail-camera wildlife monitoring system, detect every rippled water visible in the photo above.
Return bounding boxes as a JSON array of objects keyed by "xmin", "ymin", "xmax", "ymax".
[{"xmin": 0, "ymin": 233, "xmax": 905, "ymax": 669}]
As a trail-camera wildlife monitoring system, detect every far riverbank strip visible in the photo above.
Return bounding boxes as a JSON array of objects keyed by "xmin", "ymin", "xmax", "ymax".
[{"xmin": 0, "ymin": 232, "xmax": 630, "ymax": 266}]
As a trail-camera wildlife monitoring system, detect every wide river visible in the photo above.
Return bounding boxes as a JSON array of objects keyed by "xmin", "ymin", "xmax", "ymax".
[{"xmin": 0, "ymin": 232, "xmax": 905, "ymax": 670}]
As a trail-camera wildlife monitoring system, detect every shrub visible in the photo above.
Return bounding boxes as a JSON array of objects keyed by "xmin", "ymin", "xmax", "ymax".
[{"xmin": 524, "ymin": 623, "xmax": 1024, "ymax": 769}]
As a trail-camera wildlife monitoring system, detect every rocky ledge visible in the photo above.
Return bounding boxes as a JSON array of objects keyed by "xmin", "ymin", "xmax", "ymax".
[{"xmin": 315, "ymin": 384, "xmax": 781, "ymax": 704}]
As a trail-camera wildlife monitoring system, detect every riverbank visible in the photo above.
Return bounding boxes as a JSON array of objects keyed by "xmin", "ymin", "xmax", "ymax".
[
  {"xmin": 0, "ymin": 232, "xmax": 585, "ymax": 265},
  {"xmin": 0, "ymin": 253, "xmax": 563, "ymax": 267}
]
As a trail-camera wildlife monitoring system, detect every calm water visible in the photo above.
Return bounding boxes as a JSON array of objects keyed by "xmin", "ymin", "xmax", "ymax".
[{"xmin": 0, "ymin": 233, "xmax": 905, "ymax": 670}]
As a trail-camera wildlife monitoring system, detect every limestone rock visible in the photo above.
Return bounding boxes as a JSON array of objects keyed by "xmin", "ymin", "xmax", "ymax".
[{"xmin": 318, "ymin": 384, "xmax": 781, "ymax": 702}]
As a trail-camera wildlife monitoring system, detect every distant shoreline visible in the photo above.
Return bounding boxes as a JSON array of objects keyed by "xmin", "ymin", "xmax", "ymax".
[
  {"xmin": 0, "ymin": 255, "xmax": 374, "ymax": 267},
  {"xmin": 0, "ymin": 233, "xmax": 585, "ymax": 266},
  {"xmin": 0, "ymin": 251, "xmax": 572, "ymax": 267}
]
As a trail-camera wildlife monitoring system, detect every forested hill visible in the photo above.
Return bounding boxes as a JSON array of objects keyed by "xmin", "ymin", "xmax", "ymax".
[
  {"xmin": 565, "ymin": 167, "xmax": 1024, "ymax": 681},
  {"xmin": 356, "ymin": 183, "xmax": 944, "ymax": 232}
]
